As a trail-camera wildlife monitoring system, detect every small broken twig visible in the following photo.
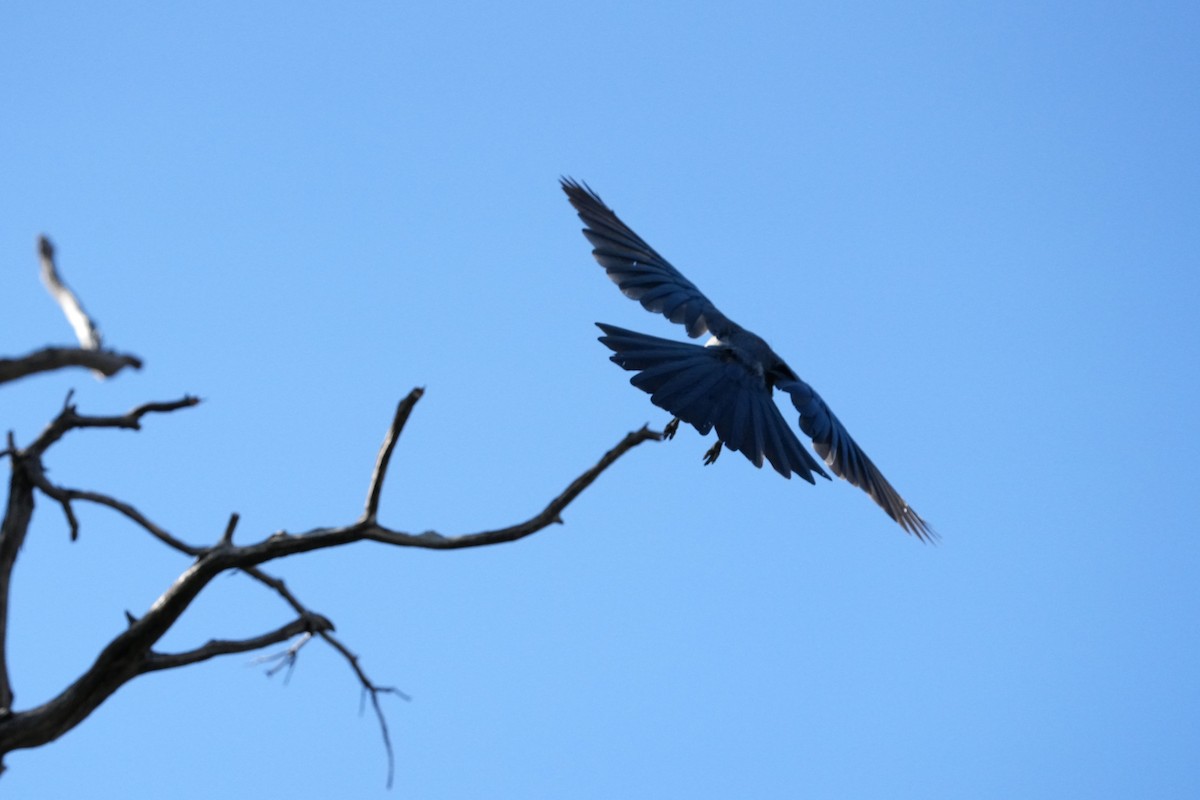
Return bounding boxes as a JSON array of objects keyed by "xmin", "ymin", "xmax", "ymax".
[{"xmin": 26, "ymin": 395, "xmax": 200, "ymax": 457}]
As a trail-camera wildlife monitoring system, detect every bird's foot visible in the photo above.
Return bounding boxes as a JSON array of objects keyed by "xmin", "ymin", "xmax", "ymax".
[
  {"xmin": 703, "ymin": 440, "xmax": 723, "ymax": 465},
  {"xmin": 663, "ymin": 417, "xmax": 681, "ymax": 440}
]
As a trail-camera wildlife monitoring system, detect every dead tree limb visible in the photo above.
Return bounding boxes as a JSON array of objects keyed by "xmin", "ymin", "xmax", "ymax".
[
  {"xmin": 0, "ymin": 348, "xmax": 142, "ymax": 386},
  {"xmin": 141, "ymin": 615, "xmax": 334, "ymax": 673},
  {"xmin": 0, "ymin": 236, "xmax": 141, "ymax": 386},
  {"xmin": 363, "ymin": 388, "xmax": 424, "ymax": 523},
  {"xmin": 0, "ymin": 387, "xmax": 662, "ymax": 785},
  {"xmin": 0, "ymin": 459, "xmax": 34, "ymax": 715},
  {"xmin": 3, "ymin": 235, "xmax": 663, "ymax": 785}
]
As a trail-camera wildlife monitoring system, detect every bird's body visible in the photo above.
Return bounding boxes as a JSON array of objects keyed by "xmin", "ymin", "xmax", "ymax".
[{"xmin": 562, "ymin": 178, "xmax": 934, "ymax": 541}]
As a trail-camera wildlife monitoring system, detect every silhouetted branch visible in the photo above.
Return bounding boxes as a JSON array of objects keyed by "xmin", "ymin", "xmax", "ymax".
[
  {"xmin": 0, "ymin": 386, "xmax": 662, "ymax": 784},
  {"xmin": 0, "ymin": 457, "xmax": 34, "ymax": 714},
  {"xmin": 220, "ymin": 513, "xmax": 239, "ymax": 547},
  {"xmin": 25, "ymin": 395, "xmax": 200, "ymax": 457},
  {"xmin": 363, "ymin": 388, "xmax": 424, "ymax": 523},
  {"xmin": 142, "ymin": 615, "xmax": 333, "ymax": 673},
  {"xmin": 22, "ymin": 464, "xmax": 202, "ymax": 551},
  {"xmin": 240, "ymin": 563, "xmax": 409, "ymax": 787},
  {"xmin": 1, "ymin": 232, "xmax": 668, "ymax": 786},
  {"xmin": 0, "ymin": 347, "xmax": 142, "ymax": 386},
  {"xmin": 0, "ymin": 393, "xmax": 202, "ymax": 733},
  {"xmin": 224, "ymin": 422, "xmax": 664, "ymax": 561}
]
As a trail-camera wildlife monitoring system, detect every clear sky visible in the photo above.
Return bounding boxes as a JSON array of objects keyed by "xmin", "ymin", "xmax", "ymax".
[{"xmin": 2, "ymin": 2, "xmax": 1198, "ymax": 798}]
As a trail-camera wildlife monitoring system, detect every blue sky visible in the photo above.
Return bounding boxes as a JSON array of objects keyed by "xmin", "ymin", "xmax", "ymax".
[{"xmin": 2, "ymin": 2, "xmax": 1198, "ymax": 797}]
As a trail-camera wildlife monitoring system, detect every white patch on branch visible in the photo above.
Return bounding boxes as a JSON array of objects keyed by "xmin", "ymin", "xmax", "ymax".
[{"xmin": 38, "ymin": 235, "xmax": 103, "ymax": 351}]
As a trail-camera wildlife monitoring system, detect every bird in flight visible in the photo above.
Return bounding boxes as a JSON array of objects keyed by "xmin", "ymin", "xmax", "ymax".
[{"xmin": 562, "ymin": 178, "xmax": 934, "ymax": 542}]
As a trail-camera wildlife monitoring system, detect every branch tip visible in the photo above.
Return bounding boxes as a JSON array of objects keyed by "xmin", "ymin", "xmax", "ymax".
[
  {"xmin": 362, "ymin": 387, "xmax": 425, "ymax": 522},
  {"xmin": 220, "ymin": 513, "xmax": 240, "ymax": 546},
  {"xmin": 37, "ymin": 234, "xmax": 103, "ymax": 352}
]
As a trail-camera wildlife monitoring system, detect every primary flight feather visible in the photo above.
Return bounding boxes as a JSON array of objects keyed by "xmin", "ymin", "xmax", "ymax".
[{"xmin": 562, "ymin": 178, "xmax": 934, "ymax": 542}]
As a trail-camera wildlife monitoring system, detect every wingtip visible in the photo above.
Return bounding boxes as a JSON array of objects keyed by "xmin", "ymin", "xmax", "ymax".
[
  {"xmin": 901, "ymin": 509, "xmax": 939, "ymax": 544},
  {"xmin": 560, "ymin": 176, "xmax": 602, "ymax": 206}
]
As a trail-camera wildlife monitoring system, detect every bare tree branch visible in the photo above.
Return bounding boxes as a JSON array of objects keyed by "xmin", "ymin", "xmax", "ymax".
[
  {"xmin": 0, "ymin": 456, "xmax": 34, "ymax": 715},
  {"xmin": 37, "ymin": 236, "xmax": 102, "ymax": 351},
  {"xmin": 243, "ymin": 565, "xmax": 409, "ymax": 788},
  {"xmin": 0, "ymin": 545, "xmax": 241, "ymax": 755},
  {"xmin": 141, "ymin": 615, "xmax": 333, "ymax": 673},
  {"xmin": 21, "ymin": 464, "xmax": 202, "ymax": 551},
  {"xmin": 246, "ymin": 423, "xmax": 664, "ymax": 557},
  {"xmin": 220, "ymin": 513, "xmax": 239, "ymax": 547},
  {"xmin": 25, "ymin": 395, "xmax": 200, "ymax": 458},
  {"xmin": 0, "ymin": 395, "xmax": 202, "ymax": 724},
  {"xmin": 239, "ymin": 567, "xmax": 411, "ymax": 708},
  {"xmin": 0, "ymin": 347, "xmax": 142, "ymax": 386},
  {"xmin": 2, "ymin": 232, "xmax": 669, "ymax": 786},
  {"xmin": 0, "ymin": 235, "xmax": 142, "ymax": 386},
  {"xmin": 252, "ymin": 631, "xmax": 316, "ymax": 680},
  {"xmin": 327, "ymin": 633, "xmax": 402, "ymax": 789},
  {"xmin": 0, "ymin": 385, "xmax": 663, "ymax": 782},
  {"xmin": 363, "ymin": 388, "xmax": 424, "ymax": 523}
]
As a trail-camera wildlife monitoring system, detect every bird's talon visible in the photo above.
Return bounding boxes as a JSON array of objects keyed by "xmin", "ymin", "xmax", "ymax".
[
  {"xmin": 663, "ymin": 418, "xmax": 680, "ymax": 440},
  {"xmin": 703, "ymin": 440, "xmax": 723, "ymax": 465}
]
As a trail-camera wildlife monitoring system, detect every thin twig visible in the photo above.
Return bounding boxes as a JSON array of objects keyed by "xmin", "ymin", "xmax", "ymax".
[
  {"xmin": 241, "ymin": 566, "xmax": 409, "ymax": 707},
  {"xmin": 241, "ymin": 564, "xmax": 407, "ymax": 787},
  {"xmin": 142, "ymin": 616, "xmax": 331, "ymax": 673},
  {"xmin": 26, "ymin": 395, "xmax": 200, "ymax": 457},
  {"xmin": 227, "ymin": 424, "xmax": 665, "ymax": 562},
  {"xmin": 253, "ymin": 631, "xmax": 314, "ymax": 682},
  {"xmin": 321, "ymin": 632, "xmax": 405, "ymax": 789},
  {"xmin": 360, "ymin": 424, "xmax": 664, "ymax": 550}
]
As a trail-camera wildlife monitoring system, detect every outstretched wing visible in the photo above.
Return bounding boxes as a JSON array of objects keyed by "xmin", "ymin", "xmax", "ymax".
[
  {"xmin": 780, "ymin": 380, "xmax": 936, "ymax": 541},
  {"xmin": 563, "ymin": 178, "xmax": 736, "ymax": 340},
  {"xmin": 598, "ymin": 324, "xmax": 828, "ymax": 483}
]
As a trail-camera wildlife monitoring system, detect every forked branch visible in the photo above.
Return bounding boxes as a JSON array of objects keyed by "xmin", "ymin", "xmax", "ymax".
[
  {"xmin": 0, "ymin": 386, "xmax": 662, "ymax": 786},
  {"xmin": 0, "ymin": 236, "xmax": 143, "ymax": 386},
  {"xmin": 141, "ymin": 615, "xmax": 333, "ymax": 673}
]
